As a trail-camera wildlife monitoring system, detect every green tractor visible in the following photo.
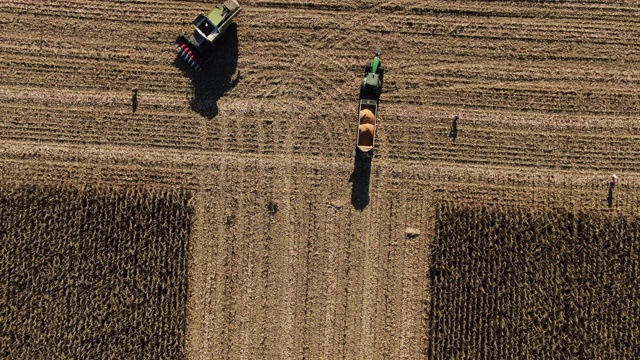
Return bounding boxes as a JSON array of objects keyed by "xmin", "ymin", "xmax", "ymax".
[
  {"xmin": 174, "ymin": 0, "xmax": 242, "ymax": 71},
  {"xmin": 359, "ymin": 49, "xmax": 384, "ymax": 101}
]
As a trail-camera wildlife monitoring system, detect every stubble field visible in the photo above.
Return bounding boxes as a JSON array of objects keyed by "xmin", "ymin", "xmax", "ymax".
[{"xmin": 1, "ymin": 0, "xmax": 639, "ymax": 358}]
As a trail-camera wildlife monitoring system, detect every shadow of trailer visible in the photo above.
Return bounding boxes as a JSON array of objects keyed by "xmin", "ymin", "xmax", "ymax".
[{"xmin": 350, "ymin": 152, "xmax": 372, "ymax": 210}]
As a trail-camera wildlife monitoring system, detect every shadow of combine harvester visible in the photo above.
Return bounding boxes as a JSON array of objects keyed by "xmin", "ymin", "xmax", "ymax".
[{"xmin": 174, "ymin": 24, "xmax": 239, "ymax": 118}]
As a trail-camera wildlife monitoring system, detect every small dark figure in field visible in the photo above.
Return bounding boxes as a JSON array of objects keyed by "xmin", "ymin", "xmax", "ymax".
[
  {"xmin": 449, "ymin": 114, "xmax": 459, "ymax": 141},
  {"xmin": 132, "ymin": 88, "xmax": 139, "ymax": 113},
  {"xmin": 607, "ymin": 174, "xmax": 618, "ymax": 208}
]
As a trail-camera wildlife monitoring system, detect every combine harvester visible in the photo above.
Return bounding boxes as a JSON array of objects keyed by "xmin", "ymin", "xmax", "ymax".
[
  {"xmin": 174, "ymin": 0, "xmax": 242, "ymax": 71},
  {"xmin": 356, "ymin": 50, "xmax": 384, "ymax": 157}
]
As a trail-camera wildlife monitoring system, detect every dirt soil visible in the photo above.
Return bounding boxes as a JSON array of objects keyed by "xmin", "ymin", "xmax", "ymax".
[{"xmin": 1, "ymin": 0, "xmax": 639, "ymax": 358}]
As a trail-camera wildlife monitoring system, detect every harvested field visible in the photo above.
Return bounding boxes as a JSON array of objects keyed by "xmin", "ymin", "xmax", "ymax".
[
  {"xmin": 429, "ymin": 203, "xmax": 640, "ymax": 359},
  {"xmin": 1, "ymin": 0, "xmax": 639, "ymax": 358},
  {"xmin": 1, "ymin": 184, "xmax": 193, "ymax": 359}
]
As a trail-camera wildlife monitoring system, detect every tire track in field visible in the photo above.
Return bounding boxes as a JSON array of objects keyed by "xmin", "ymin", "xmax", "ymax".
[
  {"xmin": 398, "ymin": 185, "xmax": 433, "ymax": 358},
  {"xmin": 2, "ymin": 139, "xmax": 640, "ymax": 209},
  {"xmin": 3, "ymin": 0, "xmax": 634, "ymax": 173},
  {"xmin": 262, "ymin": 98, "xmax": 298, "ymax": 359}
]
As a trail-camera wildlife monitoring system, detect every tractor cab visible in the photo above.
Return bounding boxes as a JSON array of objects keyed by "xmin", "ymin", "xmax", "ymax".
[
  {"xmin": 360, "ymin": 73, "xmax": 382, "ymax": 100},
  {"xmin": 359, "ymin": 50, "xmax": 383, "ymax": 100}
]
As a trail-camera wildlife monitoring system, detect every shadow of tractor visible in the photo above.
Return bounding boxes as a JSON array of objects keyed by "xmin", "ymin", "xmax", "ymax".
[
  {"xmin": 174, "ymin": 24, "xmax": 239, "ymax": 118},
  {"xmin": 349, "ymin": 152, "xmax": 372, "ymax": 210}
]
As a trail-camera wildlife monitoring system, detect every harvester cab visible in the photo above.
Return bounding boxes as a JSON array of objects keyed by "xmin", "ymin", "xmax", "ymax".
[{"xmin": 174, "ymin": 0, "xmax": 242, "ymax": 71}]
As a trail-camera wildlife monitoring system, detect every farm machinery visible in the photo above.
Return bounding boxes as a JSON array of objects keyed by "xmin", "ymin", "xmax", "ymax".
[
  {"xmin": 356, "ymin": 50, "xmax": 384, "ymax": 156},
  {"xmin": 174, "ymin": 0, "xmax": 242, "ymax": 71}
]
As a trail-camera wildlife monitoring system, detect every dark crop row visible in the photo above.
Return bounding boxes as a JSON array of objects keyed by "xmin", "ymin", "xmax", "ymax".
[
  {"xmin": 429, "ymin": 203, "xmax": 639, "ymax": 359},
  {"xmin": 1, "ymin": 184, "xmax": 193, "ymax": 359}
]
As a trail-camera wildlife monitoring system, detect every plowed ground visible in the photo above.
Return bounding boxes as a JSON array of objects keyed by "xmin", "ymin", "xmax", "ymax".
[{"xmin": 1, "ymin": 0, "xmax": 639, "ymax": 358}]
